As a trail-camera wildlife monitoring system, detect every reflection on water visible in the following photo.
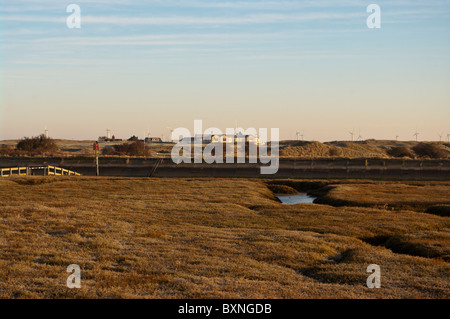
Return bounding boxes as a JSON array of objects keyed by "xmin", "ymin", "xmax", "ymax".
[{"xmin": 276, "ymin": 193, "xmax": 316, "ymax": 205}]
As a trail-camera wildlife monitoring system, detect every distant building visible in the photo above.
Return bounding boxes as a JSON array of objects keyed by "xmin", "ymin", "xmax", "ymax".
[
  {"xmin": 128, "ymin": 135, "xmax": 139, "ymax": 141},
  {"xmin": 98, "ymin": 135, "xmax": 122, "ymax": 142},
  {"xmin": 211, "ymin": 134, "xmax": 261, "ymax": 145},
  {"xmin": 145, "ymin": 137, "xmax": 163, "ymax": 143},
  {"xmin": 179, "ymin": 136, "xmax": 202, "ymax": 144},
  {"xmin": 178, "ymin": 134, "xmax": 262, "ymax": 145},
  {"xmin": 98, "ymin": 129, "xmax": 122, "ymax": 142},
  {"xmin": 202, "ymin": 135, "xmax": 214, "ymax": 142},
  {"xmin": 211, "ymin": 134, "xmax": 234, "ymax": 143}
]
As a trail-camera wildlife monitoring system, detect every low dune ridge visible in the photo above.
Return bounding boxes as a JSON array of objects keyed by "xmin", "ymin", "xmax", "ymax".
[{"xmin": 1, "ymin": 139, "xmax": 449, "ymax": 159}]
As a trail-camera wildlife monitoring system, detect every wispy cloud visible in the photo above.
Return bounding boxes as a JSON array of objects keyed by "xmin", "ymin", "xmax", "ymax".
[
  {"xmin": 4, "ymin": 0, "xmax": 450, "ymax": 11},
  {"xmin": 2, "ymin": 12, "xmax": 365, "ymax": 25},
  {"xmin": 3, "ymin": 29, "xmax": 364, "ymax": 48},
  {"xmin": 2, "ymin": 8, "xmax": 447, "ymax": 26}
]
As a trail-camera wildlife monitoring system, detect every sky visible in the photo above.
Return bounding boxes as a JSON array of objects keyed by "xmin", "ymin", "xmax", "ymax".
[{"xmin": 0, "ymin": 0, "xmax": 449, "ymax": 141}]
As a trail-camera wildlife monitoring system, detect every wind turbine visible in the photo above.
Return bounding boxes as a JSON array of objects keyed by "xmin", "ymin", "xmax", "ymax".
[
  {"xmin": 413, "ymin": 130, "xmax": 419, "ymax": 142},
  {"xmin": 349, "ymin": 129, "xmax": 355, "ymax": 142},
  {"xmin": 439, "ymin": 133, "xmax": 443, "ymax": 142},
  {"xmin": 447, "ymin": 133, "xmax": 450, "ymax": 143},
  {"xmin": 357, "ymin": 129, "xmax": 362, "ymax": 141},
  {"xmin": 44, "ymin": 126, "xmax": 48, "ymax": 138},
  {"xmin": 395, "ymin": 135, "xmax": 399, "ymax": 141},
  {"xmin": 143, "ymin": 129, "xmax": 151, "ymax": 142},
  {"xmin": 166, "ymin": 127, "xmax": 174, "ymax": 141},
  {"xmin": 296, "ymin": 131, "xmax": 300, "ymax": 141}
]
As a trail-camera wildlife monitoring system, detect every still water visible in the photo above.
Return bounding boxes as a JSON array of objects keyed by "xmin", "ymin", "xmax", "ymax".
[{"xmin": 276, "ymin": 193, "xmax": 316, "ymax": 205}]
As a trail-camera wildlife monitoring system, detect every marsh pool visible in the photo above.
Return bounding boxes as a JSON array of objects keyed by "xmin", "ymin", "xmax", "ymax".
[{"xmin": 276, "ymin": 193, "xmax": 316, "ymax": 205}]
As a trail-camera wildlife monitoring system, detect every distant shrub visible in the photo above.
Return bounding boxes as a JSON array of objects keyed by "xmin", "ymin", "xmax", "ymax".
[
  {"xmin": 387, "ymin": 146, "xmax": 415, "ymax": 158},
  {"xmin": 16, "ymin": 134, "xmax": 59, "ymax": 154},
  {"xmin": 102, "ymin": 141, "xmax": 150, "ymax": 157},
  {"xmin": 127, "ymin": 135, "xmax": 139, "ymax": 141},
  {"xmin": 101, "ymin": 146, "xmax": 116, "ymax": 155},
  {"xmin": 412, "ymin": 143, "xmax": 448, "ymax": 159},
  {"xmin": 0, "ymin": 147, "xmax": 15, "ymax": 156}
]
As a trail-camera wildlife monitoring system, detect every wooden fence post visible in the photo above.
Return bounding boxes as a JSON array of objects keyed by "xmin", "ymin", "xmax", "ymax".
[{"xmin": 96, "ymin": 150, "xmax": 99, "ymax": 176}]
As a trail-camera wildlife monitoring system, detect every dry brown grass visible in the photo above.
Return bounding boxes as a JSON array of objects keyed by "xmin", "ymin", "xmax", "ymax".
[
  {"xmin": 279, "ymin": 140, "xmax": 450, "ymax": 159},
  {"xmin": 266, "ymin": 184, "xmax": 298, "ymax": 195},
  {"xmin": 279, "ymin": 141, "xmax": 390, "ymax": 158},
  {"xmin": 0, "ymin": 177, "xmax": 449, "ymax": 299},
  {"xmin": 313, "ymin": 182, "xmax": 450, "ymax": 211}
]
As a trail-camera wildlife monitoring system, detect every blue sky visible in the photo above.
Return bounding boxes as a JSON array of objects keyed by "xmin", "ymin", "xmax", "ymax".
[{"xmin": 1, "ymin": 0, "xmax": 450, "ymax": 141}]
